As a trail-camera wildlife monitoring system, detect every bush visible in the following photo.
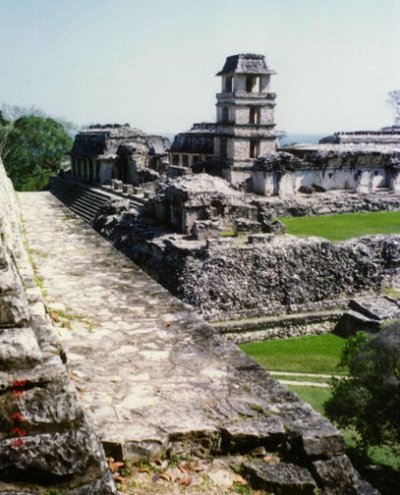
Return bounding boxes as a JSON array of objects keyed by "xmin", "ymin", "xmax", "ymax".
[{"xmin": 325, "ymin": 322, "xmax": 400, "ymax": 453}]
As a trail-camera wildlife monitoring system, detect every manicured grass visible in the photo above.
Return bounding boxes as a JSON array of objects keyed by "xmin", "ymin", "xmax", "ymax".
[
  {"xmin": 287, "ymin": 384, "xmax": 332, "ymax": 414},
  {"xmin": 280, "ymin": 210, "xmax": 400, "ymax": 241},
  {"xmin": 240, "ymin": 333, "xmax": 346, "ymax": 374}
]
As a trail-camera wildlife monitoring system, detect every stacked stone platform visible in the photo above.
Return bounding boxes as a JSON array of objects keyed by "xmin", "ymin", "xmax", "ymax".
[{"xmin": 0, "ymin": 161, "xmax": 116, "ymax": 494}]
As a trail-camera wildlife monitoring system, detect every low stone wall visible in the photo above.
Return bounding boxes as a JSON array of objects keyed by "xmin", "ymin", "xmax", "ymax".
[
  {"xmin": 214, "ymin": 311, "xmax": 341, "ymax": 343},
  {"xmin": 180, "ymin": 234, "xmax": 400, "ymax": 321},
  {"xmin": 253, "ymin": 190, "xmax": 400, "ymax": 217},
  {"xmin": 93, "ymin": 201, "xmax": 399, "ymax": 323},
  {"xmin": 0, "ymin": 160, "xmax": 116, "ymax": 494}
]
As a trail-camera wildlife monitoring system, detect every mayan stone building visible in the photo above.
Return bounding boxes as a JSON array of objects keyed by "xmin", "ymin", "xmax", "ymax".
[
  {"xmin": 70, "ymin": 124, "xmax": 169, "ymax": 185},
  {"xmin": 170, "ymin": 53, "xmax": 277, "ymax": 184}
]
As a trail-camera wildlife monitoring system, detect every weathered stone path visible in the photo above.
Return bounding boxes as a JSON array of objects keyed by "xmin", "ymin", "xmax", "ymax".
[
  {"xmin": 19, "ymin": 192, "xmax": 333, "ymax": 449},
  {"xmin": 18, "ymin": 192, "xmax": 379, "ymax": 494}
]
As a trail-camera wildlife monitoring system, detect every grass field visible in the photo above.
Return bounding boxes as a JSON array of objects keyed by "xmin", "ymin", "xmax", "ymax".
[
  {"xmin": 280, "ymin": 210, "xmax": 400, "ymax": 241},
  {"xmin": 240, "ymin": 333, "xmax": 346, "ymax": 374},
  {"xmin": 286, "ymin": 384, "xmax": 332, "ymax": 414}
]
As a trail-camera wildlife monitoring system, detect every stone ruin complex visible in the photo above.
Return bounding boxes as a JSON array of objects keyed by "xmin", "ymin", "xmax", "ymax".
[
  {"xmin": 54, "ymin": 52, "xmax": 400, "ymax": 339},
  {"xmin": 2, "ymin": 155, "xmax": 383, "ymax": 495},
  {"xmin": 68, "ymin": 53, "xmax": 400, "ymax": 198},
  {"xmin": 2, "ymin": 52, "xmax": 400, "ymax": 494}
]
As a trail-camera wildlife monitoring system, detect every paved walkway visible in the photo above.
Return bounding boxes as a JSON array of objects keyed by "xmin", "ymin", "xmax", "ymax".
[{"xmin": 19, "ymin": 191, "xmax": 306, "ymax": 460}]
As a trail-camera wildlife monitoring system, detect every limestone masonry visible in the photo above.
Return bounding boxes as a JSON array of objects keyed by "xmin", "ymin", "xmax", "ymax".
[
  {"xmin": 19, "ymin": 189, "xmax": 379, "ymax": 495},
  {"xmin": 0, "ymin": 160, "xmax": 116, "ymax": 494}
]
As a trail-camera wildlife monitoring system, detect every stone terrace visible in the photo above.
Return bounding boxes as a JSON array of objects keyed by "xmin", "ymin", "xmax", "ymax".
[{"xmin": 18, "ymin": 191, "xmax": 377, "ymax": 494}]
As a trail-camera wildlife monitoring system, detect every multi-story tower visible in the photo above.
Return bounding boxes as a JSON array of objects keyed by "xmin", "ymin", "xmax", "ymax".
[{"xmin": 214, "ymin": 54, "xmax": 277, "ymax": 184}]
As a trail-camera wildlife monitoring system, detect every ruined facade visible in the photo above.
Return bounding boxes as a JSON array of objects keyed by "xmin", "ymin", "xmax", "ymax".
[
  {"xmin": 252, "ymin": 148, "xmax": 400, "ymax": 196},
  {"xmin": 151, "ymin": 174, "xmax": 260, "ymax": 236},
  {"xmin": 70, "ymin": 124, "xmax": 169, "ymax": 186},
  {"xmin": 69, "ymin": 53, "xmax": 400, "ymax": 199}
]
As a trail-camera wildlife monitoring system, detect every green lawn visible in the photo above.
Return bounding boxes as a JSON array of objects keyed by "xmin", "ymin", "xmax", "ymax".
[
  {"xmin": 280, "ymin": 210, "xmax": 400, "ymax": 241},
  {"xmin": 240, "ymin": 333, "xmax": 346, "ymax": 374},
  {"xmin": 286, "ymin": 384, "xmax": 332, "ymax": 414}
]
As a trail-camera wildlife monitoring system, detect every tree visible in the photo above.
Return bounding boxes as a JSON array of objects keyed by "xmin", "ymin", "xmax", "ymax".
[
  {"xmin": 325, "ymin": 322, "xmax": 400, "ymax": 453},
  {"xmin": 0, "ymin": 114, "xmax": 72, "ymax": 190},
  {"xmin": 387, "ymin": 90, "xmax": 400, "ymax": 126}
]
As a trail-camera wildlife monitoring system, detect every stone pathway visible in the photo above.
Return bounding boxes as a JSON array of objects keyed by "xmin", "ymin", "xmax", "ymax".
[
  {"xmin": 18, "ymin": 191, "xmax": 375, "ymax": 494},
  {"xmin": 20, "ymin": 192, "xmax": 313, "ymax": 457}
]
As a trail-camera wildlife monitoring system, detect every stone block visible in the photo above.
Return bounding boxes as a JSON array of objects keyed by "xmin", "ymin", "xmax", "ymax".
[
  {"xmin": 191, "ymin": 220, "xmax": 221, "ymax": 240},
  {"xmin": 0, "ymin": 380, "xmax": 84, "ymax": 428},
  {"xmin": 242, "ymin": 460, "xmax": 317, "ymax": 494},
  {"xmin": 334, "ymin": 310, "xmax": 381, "ymax": 337},
  {"xmin": 122, "ymin": 184, "xmax": 134, "ymax": 194},
  {"xmin": 312, "ymin": 455, "xmax": 380, "ymax": 495},
  {"xmin": 0, "ymin": 327, "xmax": 42, "ymax": 370},
  {"xmin": 221, "ymin": 416, "xmax": 285, "ymax": 453},
  {"xmin": 349, "ymin": 297, "xmax": 400, "ymax": 321},
  {"xmin": 0, "ymin": 427, "xmax": 106, "ymax": 480}
]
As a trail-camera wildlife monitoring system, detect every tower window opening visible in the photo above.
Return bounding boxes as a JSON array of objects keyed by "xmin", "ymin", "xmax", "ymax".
[
  {"xmin": 182, "ymin": 154, "xmax": 189, "ymax": 167},
  {"xmin": 220, "ymin": 138, "xmax": 228, "ymax": 158},
  {"xmin": 225, "ymin": 76, "xmax": 233, "ymax": 92},
  {"xmin": 249, "ymin": 107, "xmax": 261, "ymax": 124},
  {"xmin": 246, "ymin": 75, "xmax": 258, "ymax": 93},
  {"xmin": 222, "ymin": 106, "xmax": 230, "ymax": 123},
  {"xmin": 250, "ymin": 140, "xmax": 260, "ymax": 158},
  {"xmin": 172, "ymin": 154, "xmax": 180, "ymax": 165}
]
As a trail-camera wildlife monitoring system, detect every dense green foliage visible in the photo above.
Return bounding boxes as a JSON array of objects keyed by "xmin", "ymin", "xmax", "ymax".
[
  {"xmin": 280, "ymin": 211, "xmax": 400, "ymax": 241},
  {"xmin": 240, "ymin": 334, "xmax": 346, "ymax": 374},
  {"xmin": 325, "ymin": 324, "xmax": 400, "ymax": 453},
  {"xmin": 0, "ymin": 112, "xmax": 72, "ymax": 190}
]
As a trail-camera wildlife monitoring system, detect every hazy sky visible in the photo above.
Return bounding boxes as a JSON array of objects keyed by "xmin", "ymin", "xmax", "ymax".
[{"xmin": 1, "ymin": 0, "xmax": 399, "ymax": 135}]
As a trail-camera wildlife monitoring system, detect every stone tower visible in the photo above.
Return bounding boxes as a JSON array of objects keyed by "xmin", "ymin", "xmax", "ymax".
[{"xmin": 214, "ymin": 53, "xmax": 277, "ymax": 184}]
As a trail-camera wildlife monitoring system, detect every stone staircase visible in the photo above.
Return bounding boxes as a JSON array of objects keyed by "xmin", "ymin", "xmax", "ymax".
[{"xmin": 50, "ymin": 177, "xmax": 145, "ymax": 223}]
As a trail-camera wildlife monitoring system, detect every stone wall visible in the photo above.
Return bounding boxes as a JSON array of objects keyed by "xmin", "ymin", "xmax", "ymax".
[
  {"xmin": 179, "ymin": 235, "xmax": 400, "ymax": 321},
  {"xmin": 93, "ymin": 202, "xmax": 400, "ymax": 323},
  {"xmin": 0, "ymin": 160, "xmax": 116, "ymax": 494},
  {"xmin": 253, "ymin": 191, "xmax": 400, "ymax": 218}
]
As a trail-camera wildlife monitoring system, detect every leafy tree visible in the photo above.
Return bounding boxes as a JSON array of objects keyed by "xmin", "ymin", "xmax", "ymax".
[
  {"xmin": 0, "ymin": 114, "xmax": 72, "ymax": 190},
  {"xmin": 0, "ymin": 111, "xmax": 8, "ymax": 127},
  {"xmin": 325, "ymin": 322, "xmax": 400, "ymax": 453},
  {"xmin": 387, "ymin": 90, "xmax": 400, "ymax": 126}
]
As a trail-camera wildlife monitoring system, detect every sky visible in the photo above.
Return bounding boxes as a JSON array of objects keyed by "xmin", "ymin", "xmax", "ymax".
[{"xmin": 1, "ymin": 0, "xmax": 399, "ymax": 135}]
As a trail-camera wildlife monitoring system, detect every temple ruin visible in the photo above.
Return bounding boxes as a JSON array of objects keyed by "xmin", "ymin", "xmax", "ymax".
[{"xmin": 67, "ymin": 53, "xmax": 400, "ymax": 200}]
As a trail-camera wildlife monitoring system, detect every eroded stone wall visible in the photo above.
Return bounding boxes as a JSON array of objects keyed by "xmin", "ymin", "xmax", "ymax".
[
  {"xmin": 180, "ymin": 235, "xmax": 400, "ymax": 321},
  {"xmin": 0, "ymin": 160, "xmax": 116, "ymax": 494},
  {"xmin": 92, "ymin": 201, "xmax": 400, "ymax": 323}
]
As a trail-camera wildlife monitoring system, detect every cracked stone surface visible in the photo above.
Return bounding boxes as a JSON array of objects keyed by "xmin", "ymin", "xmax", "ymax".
[{"xmin": 18, "ymin": 191, "xmax": 378, "ymax": 494}]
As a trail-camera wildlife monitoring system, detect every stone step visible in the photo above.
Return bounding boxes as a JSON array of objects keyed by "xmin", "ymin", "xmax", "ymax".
[
  {"xmin": 60, "ymin": 194, "xmax": 105, "ymax": 214},
  {"xmin": 52, "ymin": 187, "xmax": 108, "ymax": 208},
  {"xmin": 50, "ymin": 180, "xmax": 111, "ymax": 223},
  {"xmin": 51, "ymin": 195, "xmax": 100, "ymax": 221},
  {"xmin": 51, "ymin": 192, "xmax": 101, "ymax": 221}
]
